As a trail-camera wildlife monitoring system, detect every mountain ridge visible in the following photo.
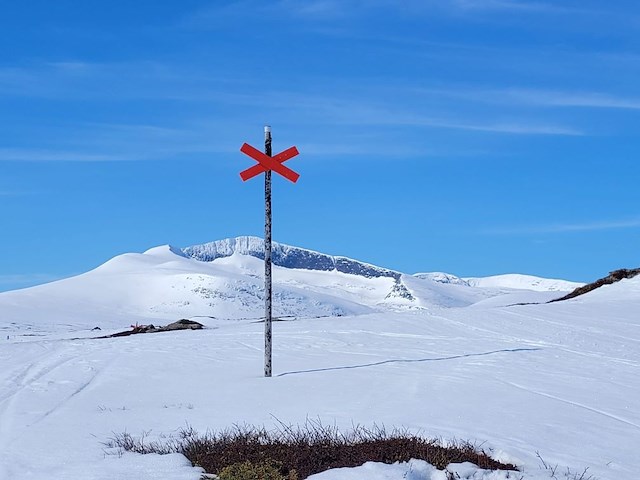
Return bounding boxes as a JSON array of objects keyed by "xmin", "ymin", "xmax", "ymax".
[
  {"xmin": 0, "ymin": 236, "xmax": 593, "ymax": 335},
  {"xmin": 181, "ymin": 236, "xmax": 400, "ymax": 280}
]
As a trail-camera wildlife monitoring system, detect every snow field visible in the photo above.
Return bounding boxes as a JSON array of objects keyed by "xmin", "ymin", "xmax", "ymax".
[
  {"xmin": 0, "ymin": 241, "xmax": 637, "ymax": 479},
  {"xmin": 1, "ymin": 296, "xmax": 639, "ymax": 479}
]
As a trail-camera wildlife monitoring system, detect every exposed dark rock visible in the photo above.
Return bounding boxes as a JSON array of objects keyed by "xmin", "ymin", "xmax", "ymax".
[
  {"xmin": 97, "ymin": 320, "xmax": 204, "ymax": 338},
  {"xmin": 182, "ymin": 236, "xmax": 400, "ymax": 280},
  {"xmin": 549, "ymin": 268, "xmax": 640, "ymax": 303},
  {"xmin": 164, "ymin": 319, "xmax": 204, "ymax": 331},
  {"xmin": 385, "ymin": 279, "xmax": 415, "ymax": 301}
]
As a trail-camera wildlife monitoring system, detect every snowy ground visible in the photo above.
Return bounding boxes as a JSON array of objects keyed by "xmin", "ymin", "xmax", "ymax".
[{"xmin": 0, "ymin": 243, "xmax": 638, "ymax": 479}]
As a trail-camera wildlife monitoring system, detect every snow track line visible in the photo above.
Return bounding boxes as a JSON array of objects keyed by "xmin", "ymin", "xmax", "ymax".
[
  {"xmin": 506, "ymin": 381, "xmax": 640, "ymax": 431},
  {"xmin": 31, "ymin": 366, "xmax": 101, "ymax": 427},
  {"xmin": 0, "ymin": 338, "xmax": 112, "ymax": 447},
  {"xmin": 553, "ymin": 346, "xmax": 640, "ymax": 368},
  {"xmin": 277, "ymin": 347, "xmax": 541, "ymax": 377},
  {"xmin": 0, "ymin": 345, "xmax": 79, "ymax": 451},
  {"xmin": 236, "ymin": 341, "xmax": 261, "ymax": 352},
  {"xmin": 496, "ymin": 310, "xmax": 640, "ymax": 367},
  {"xmin": 0, "ymin": 349, "xmax": 77, "ymax": 405},
  {"xmin": 427, "ymin": 312, "xmax": 521, "ymax": 340},
  {"xmin": 502, "ymin": 309, "xmax": 640, "ymax": 344}
]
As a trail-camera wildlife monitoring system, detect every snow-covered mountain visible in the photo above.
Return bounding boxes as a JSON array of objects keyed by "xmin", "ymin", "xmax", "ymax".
[
  {"xmin": 0, "ymin": 236, "xmax": 580, "ymax": 335},
  {"xmin": 1, "ymin": 237, "xmax": 639, "ymax": 480},
  {"xmin": 415, "ymin": 271, "xmax": 583, "ymax": 292}
]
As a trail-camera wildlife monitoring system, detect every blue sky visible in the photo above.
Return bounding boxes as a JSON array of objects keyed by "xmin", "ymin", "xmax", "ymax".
[{"xmin": 1, "ymin": 0, "xmax": 639, "ymax": 291}]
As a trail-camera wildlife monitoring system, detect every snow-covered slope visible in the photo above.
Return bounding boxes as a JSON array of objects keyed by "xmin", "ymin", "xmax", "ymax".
[
  {"xmin": 1, "ymin": 275, "xmax": 639, "ymax": 480},
  {"xmin": 0, "ymin": 243, "xmax": 380, "ymax": 334}
]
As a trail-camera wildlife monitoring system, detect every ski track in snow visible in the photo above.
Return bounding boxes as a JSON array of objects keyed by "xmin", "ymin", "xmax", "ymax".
[
  {"xmin": 506, "ymin": 381, "xmax": 640, "ymax": 431},
  {"xmin": 0, "ymin": 339, "xmax": 114, "ymax": 453},
  {"xmin": 1, "ymin": 349, "xmax": 74, "ymax": 404},
  {"xmin": 31, "ymin": 364, "xmax": 101, "ymax": 426},
  {"xmin": 0, "ymin": 345, "xmax": 79, "ymax": 439}
]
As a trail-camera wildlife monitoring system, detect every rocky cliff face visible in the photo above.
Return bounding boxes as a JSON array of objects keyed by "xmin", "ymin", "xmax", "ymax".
[{"xmin": 182, "ymin": 236, "xmax": 400, "ymax": 280}]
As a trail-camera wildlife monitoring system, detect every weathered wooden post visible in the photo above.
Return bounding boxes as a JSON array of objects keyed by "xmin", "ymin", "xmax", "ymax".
[
  {"xmin": 264, "ymin": 125, "xmax": 273, "ymax": 377},
  {"xmin": 239, "ymin": 127, "xmax": 300, "ymax": 377}
]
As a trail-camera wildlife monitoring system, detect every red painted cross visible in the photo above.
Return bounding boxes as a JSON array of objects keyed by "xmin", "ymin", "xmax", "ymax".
[{"xmin": 240, "ymin": 143, "xmax": 300, "ymax": 183}]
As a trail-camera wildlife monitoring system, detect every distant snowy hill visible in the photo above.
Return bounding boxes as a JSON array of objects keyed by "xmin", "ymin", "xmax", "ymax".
[
  {"xmin": 414, "ymin": 272, "xmax": 469, "ymax": 286},
  {"xmin": 0, "ymin": 236, "xmax": 579, "ymax": 334},
  {"xmin": 464, "ymin": 274, "xmax": 583, "ymax": 292},
  {"xmin": 415, "ymin": 271, "xmax": 583, "ymax": 292}
]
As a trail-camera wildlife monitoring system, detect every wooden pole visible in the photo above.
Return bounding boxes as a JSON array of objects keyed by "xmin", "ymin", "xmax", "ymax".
[{"xmin": 264, "ymin": 125, "xmax": 273, "ymax": 378}]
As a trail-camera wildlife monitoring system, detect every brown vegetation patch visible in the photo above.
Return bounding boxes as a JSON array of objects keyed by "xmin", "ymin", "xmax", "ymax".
[
  {"xmin": 107, "ymin": 422, "xmax": 518, "ymax": 479},
  {"xmin": 549, "ymin": 268, "xmax": 640, "ymax": 303}
]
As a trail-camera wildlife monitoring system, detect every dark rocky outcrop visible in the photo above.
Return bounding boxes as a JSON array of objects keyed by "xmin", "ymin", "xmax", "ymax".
[
  {"xmin": 549, "ymin": 268, "xmax": 640, "ymax": 303},
  {"xmin": 182, "ymin": 236, "xmax": 400, "ymax": 280},
  {"xmin": 163, "ymin": 319, "xmax": 205, "ymax": 331},
  {"xmin": 385, "ymin": 279, "xmax": 415, "ymax": 301},
  {"xmin": 97, "ymin": 319, "xmax": 204, "ymax": 338}
]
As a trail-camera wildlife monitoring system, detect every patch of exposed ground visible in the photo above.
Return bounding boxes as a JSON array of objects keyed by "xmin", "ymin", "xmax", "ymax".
[{"xmin": 549, "ymin": 268, "xmax": 640, "ymax": 303}]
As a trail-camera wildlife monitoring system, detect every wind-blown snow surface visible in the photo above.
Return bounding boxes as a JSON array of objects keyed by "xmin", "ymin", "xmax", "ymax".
[{"xmin": 0, "ymin": 239, "xmax": 637, "ymax": 480}]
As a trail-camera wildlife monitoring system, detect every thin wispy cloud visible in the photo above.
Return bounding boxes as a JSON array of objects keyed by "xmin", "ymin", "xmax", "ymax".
[
  {"xmin": 6, "ymin": 59, "xmax": 630, "ymax": 119},
  {"xmin": 451, "ymin": 0, "xmax": 569, "ymax": 13},
  {"xmin": 0, "ymin": 148, "xmax": 130, "ymax": 162},
  {"xmin": 428, "ymin": 87, "xmax": 640, "ymax": 110},
  {"xmin": 202, "ymin": 88, "xmax": 583, "ymax": 136},
  {"xmin": 504, "ymin": 89, "xmax": 640, "ymax": 110},
  {"xmin": 182, "ymin": 0, "xmax": 389, "ymax": 25},
  {"xmin": 317, "ymin": 102, "xmax": 583, "ymax": 136},
  {"xmin": 179, "ymin": 1, "xmax": 274, "ymax": 27},
  {"xmin": 404, "ymin": 84, "xmax": 640, "ymax": 122},
  {"xmin": 0, "ymin": 61, "xmax": 239, "ymax": 100},
  {"xmin": 183, "ymin": 0, "xmax": 583, "ymax": 23},
  {"xmin": 0, "ymin": 120, "xmax": 245, "ymax": 163},
  {"xmin": 301, "ymin": 142, "xmax": 431, "ymax": 158},
  {"xmin": 484, "ymin": 218, "xmax": 640, "ymax": 235},
  {"xmin": 414, "ymin": 118, "xmax": 582, "ymax": 136},
  {"xmin": 277, "ymin": 0, "xmax": 347, "ymax": 18}
]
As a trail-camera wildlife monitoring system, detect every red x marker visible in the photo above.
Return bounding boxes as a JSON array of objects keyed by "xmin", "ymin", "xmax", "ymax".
[{"xmin": 240, "ymin": 143, "xmax": 300, "ymax": 183}]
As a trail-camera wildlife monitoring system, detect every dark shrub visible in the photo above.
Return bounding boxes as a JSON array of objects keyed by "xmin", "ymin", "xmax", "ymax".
[{"xmin": 108, "ymin": 421, "xmax": 518, "ymax": 479}]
